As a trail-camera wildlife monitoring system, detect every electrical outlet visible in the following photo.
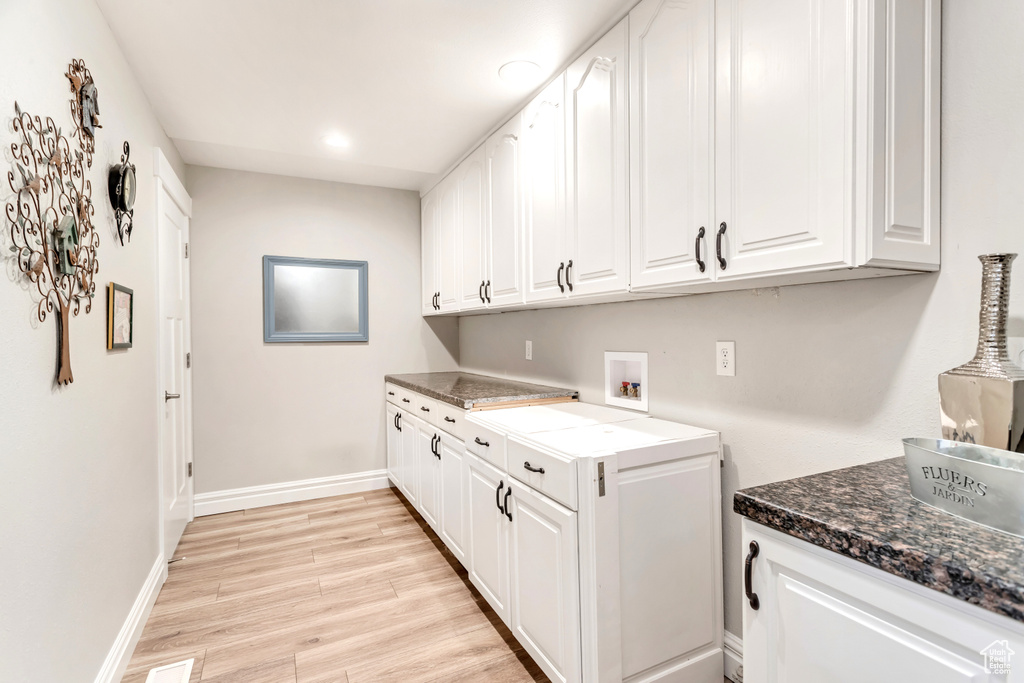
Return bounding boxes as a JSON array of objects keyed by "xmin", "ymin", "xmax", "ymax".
[
  {"xmin": 525, "ymin": 340, "xmax": 533, "ymax": 361},
  {"xmin": 717, "ymin": 341, "xmax": 735, "ymax": 376}
]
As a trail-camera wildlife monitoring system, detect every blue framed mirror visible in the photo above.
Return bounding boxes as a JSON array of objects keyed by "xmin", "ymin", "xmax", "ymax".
[{"xmin": 263, "ymin": 255, "xmax": 368, "ymax": 342}]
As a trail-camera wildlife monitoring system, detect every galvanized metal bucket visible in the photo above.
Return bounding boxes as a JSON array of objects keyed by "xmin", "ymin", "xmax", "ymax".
[{"xmin": 903, "ymin": 437, "xmax": 1024, "ymax": 537}]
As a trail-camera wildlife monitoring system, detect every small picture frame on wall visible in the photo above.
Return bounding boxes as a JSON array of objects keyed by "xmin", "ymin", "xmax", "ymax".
[{"xmin": 107, "ymin": 282, "xmax": 134, "ymax": 349}]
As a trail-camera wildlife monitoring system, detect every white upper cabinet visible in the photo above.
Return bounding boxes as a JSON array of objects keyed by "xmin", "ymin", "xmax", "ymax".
[
  {"xmin": 714, "ymin": 0, "xmax": 939, "ymax": 281},
  {"xmin": 485, "ymin": 115, "xmax": 526, "ymax": 307},
  {"xmin": 629, "ymin": 0, "xmax": 715, "ymax": 290},
  {"xmin": 421, "ymin": 187, "xmax": 439, "ymax": 316},
  {"xmin": 565, "ymin": 19, "xmax": 630, "ymax": 298},
  {"xmin": 523, "ymin": 75, "xmax": 569, "ymax": 304},
  {"xmin": 458, "ymin": 147, "xmax": 487, "ymax": 310},
  {"xmin": 437, "ymin": 175, "xmax": 461, "ymax": 312}
]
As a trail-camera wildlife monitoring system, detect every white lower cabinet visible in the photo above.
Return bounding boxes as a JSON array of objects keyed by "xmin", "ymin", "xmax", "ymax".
[
  {"xmin": 466, "ymin": 450, "xmax": 512, "ymax": 625},
  {"xmin": 742, "ymin": 520, "xmax": 1024, "ymax": 683},
  {"xmin": 508, "ymin": 478, "xmax": 581, "ymax": 683},
  {"xmin": 386, "ymin": 402, "xmax": 402, "ymax": 488},
  {"xmin": 399, "ymin": 406, "xmax": 419, "ymax": 505},
  {"xmin": 414, "ymin": 415, "xmax": 440, "ymax": 531},
  {"xmin": 438, "ymin": 432, "xmax": 468, "ymax": 564}
]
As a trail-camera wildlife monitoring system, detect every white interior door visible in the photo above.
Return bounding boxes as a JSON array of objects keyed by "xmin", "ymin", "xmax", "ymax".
[{"xmin": 155, "ymin": 150, "xmax": 193, "ymax": 561}]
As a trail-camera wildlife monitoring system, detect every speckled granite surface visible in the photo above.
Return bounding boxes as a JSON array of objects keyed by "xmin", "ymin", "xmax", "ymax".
[
  {"xmin": 385, "ymin": 372, "xmax": 578, "ymax": 410},
  {"xmin": 735, "ymin": 457, "xmax": 1024, "ymax": 623}
]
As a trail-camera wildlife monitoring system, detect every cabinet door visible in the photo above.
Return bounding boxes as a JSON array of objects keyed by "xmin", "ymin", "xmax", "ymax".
[
  {"xmin": 714, "ymin": 0, "xmax": 851, "ymax": 280},
  {"xmin": 399, "ymin": 411, "xmax": 419, "ymax": 505},
  {"xmin": 416, "ymin": 423, "xmax": 440, "ymax": 530},
  {"xmin": 386, "ymin": 403, "xmax": 402, "ymax": 489},
  {"xmin": 466, "ymin": 451, "xmax": 511, "ymax": 625},
  {"xmin": 458, "ymin": 147, "xmax": 488, "ymax": 310},
  {"xmin": 522, "ymin": 75, "xmax": 569, "ymax": 304},
  {"xmin": 565, "ymin": 19, "xmax": 630, "ymax": 298},
  {"xmin": 485, "ymin": 115, "xmax": 525, "ymax": 308},
  {"xmin": 437, "ymin": 175, "xmax": 461, "ymax": 312},
  {"xmin": 439, "ymin": 433, "xmax": 468, "ymax": 564},
  {"xmin": 420, "ymin": 187, "xmax": 440, "ymax": 316},
  {"xmin": 743, "ymin": 522, "xmax": 1017, "ymax": 683},
  {"xmin": 629, "ymin": 0, "xmax": 714, "ymax": 290},
  {"xmin": 508, "ymin": 480, "xmax": 581, "ymax": 683}
]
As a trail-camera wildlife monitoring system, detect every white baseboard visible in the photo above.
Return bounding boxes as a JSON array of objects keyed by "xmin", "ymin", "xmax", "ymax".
[
  {"xmin": 94, "ymin": 554, "xmax": 167, "ymax": 683},
  {"xmin": 194, "ymin": 469, "xmax": 391, "ymax": 516},
  {"xmin": 724, "ymin": 630, "xmax": 743, "ymax": 682}
]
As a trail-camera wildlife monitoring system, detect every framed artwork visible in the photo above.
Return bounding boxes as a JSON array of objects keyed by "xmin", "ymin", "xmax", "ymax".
[
  {"xmin": 107, "ymin": 282, "xmax": 133, "ymax": 349},
  {"xmin": 262, "ymin": 255, "xmax": 368, "ymax": 343}
]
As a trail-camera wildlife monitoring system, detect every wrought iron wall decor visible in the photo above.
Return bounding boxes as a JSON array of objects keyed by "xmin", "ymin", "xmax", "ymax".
[
  {"xmin": 108, "ymin": 141, "xmax": 136, "ymax": 244},
  {"xmin": 4, "ymin": 60, "xmax": 100, "ymax": 385},
  {"xmin": 65, "ymin": 58, "xmax": 100, "ymax": 160}
]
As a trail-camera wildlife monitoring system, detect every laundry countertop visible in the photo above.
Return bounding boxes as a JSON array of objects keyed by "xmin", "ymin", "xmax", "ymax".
[{"xmin": 385, "ymin": 371, "xmax": 578, "ymax": 410}]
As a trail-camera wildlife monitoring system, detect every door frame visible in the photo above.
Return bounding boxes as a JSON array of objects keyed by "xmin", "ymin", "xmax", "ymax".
[{"xmin": 153, "ymin": 148, "xmax": 194, "ymax": 559}]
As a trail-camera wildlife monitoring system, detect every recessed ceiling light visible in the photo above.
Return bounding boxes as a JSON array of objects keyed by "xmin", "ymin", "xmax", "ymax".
[
  {"xmin": 322, "ymin": 133, "xmax": 350, "ymax": 149},
  {"xmin": 498, "ymin": 61, "xmax": 541, "ymax": 87}
]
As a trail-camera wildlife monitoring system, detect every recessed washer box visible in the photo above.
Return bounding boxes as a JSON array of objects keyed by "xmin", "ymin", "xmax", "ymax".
[{"xmin": 605, "ymin": 351, "xmax": 649, "ymax": 412}]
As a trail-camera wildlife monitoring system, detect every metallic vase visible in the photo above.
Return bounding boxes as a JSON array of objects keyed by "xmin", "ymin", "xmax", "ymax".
[{"xmin": 939, "ymin": 254, "xmax": 1024, "ymax": 452}]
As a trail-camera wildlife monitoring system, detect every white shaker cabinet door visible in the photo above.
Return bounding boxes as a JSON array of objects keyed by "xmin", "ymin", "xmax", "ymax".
[
  {"xmin": 466, "ymin": 451, "xmax": 511, "ymax": 625},
  {"xmin": 522, "ymin": 74, "xmax": 569, "ymax": 304},
  {"xmin": 386, "ymin": 402, "xmax": 403, "ymax": 490},
  {"xmin": 629, "ymin": 0, "xmax": 715, "ymax": 290},
  {"xmin": 416, "ymin": 421, "xmax": 440, "ymax": 531},
  {"xmin": 399, "ymin": 409, "xmax": 419, "ymax": 505},
  {"xmin": 458, "ymin": 147, "xmax": 487, "ymax": 311},
  {"xmin": 420, "ymin": 187, "xmax": 440, "ymax": 316},
  {"xmin": 714, "ymin": 0, "xmax": 851, "ymax": 280},
  {"xmin": 485, "ymin": 115, "xmax": 525, "ymax": 307},
  {"xmin": 438, "ymin": 432, "xmax": 468, "ymax": 565},
  {"xmin": 508, "ymin": 479, "xmax": 581, "ymax": 683},
  {"xmin": 565, "ymin": 19, "xmax": 630, "ymax": 298},
  {"xmin": 437, "ymin": 175, "xmax": 460, "ymax": 313}
]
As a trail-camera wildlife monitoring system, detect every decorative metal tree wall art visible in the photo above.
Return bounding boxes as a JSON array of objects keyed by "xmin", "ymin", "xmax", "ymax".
[{"xmin": 5, "ymin": 61, "xmax": 99, "ymax": 385}]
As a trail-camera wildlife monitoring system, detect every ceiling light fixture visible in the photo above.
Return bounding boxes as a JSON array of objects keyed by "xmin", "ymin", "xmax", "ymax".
[
  {"xmin": 498, "ymin": 60, "xmax": 541, "ymax": 87},
  {"xmin": 322, "ymin": 133, "xmax": 350, "ymax": 149}
]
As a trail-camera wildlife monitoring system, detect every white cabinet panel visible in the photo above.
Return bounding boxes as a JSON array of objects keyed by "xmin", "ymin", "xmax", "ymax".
[
  {"xmin": 566, "ymin": 19, "xmax": 630, "ymax": 298},
  {"xmin": 714, "ymin": 0, "xmax": 851, "ymax": 279},
  {"xmin": 629, "ymin": 0, "xmax": 715, "ymax": 289},
  {"xmin": 437, "ymin": 175, "xmax": 460, "ymax": 312},
  {"xmin": 467, "ymin": 451, "xmax": 511, "ymax": 624},
  {"xmin": 458, "ymin": 147, "xmax": 487, "ymax": 310},
  {"xmin": 439, "ymin": 433, "xmax": 468, "ymax": 565},
  {"xmin": 743, "ymin": 521, "xmax": 1021, "ymax": 683},
  {"xmin": 486, "ymin": 116, "xmax": 525, "ymax": 307},
  {"xmin": 523, "ymin": 75, "xmax": 569, "ymax": 304},
  {"xmin": 420, "ymin": 188, "xmax": 439, "ymax": 315},
  {"xmin": 399, "ymin": 409, "xmax": 419, "ymax": 505},
  {"xmin": 416, "ymin": 420, "xmax": 440, "ymax": 531},
  {"xmin": 508, "ymin": 479, "xmax": 581, "ymax": 683},
  {"xmin": 386, "ymin": 402, "xmax": 402, "ymax": 489}
]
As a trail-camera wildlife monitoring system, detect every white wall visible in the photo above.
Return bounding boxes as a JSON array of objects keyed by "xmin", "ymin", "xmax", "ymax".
[
  {"xmin": 459, "ymin": 0, "xmax": 1024, "ymax": 639},
  {"xmin": 0, "ymin": 0, "xmax": 186, "ymax": 680},
  {"xmin": 186, "ymin": 166, "xmax": 458, "ymax": 494}
]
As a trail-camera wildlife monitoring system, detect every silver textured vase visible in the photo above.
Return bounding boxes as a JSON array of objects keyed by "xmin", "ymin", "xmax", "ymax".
[{"xmin": 939, "ymin": 254, "xmax": 1024, "ymax": 452}]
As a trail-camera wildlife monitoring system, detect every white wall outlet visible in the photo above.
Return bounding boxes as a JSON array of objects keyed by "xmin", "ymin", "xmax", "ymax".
[
  {"xmin": 717, "ymin": 341, "xmax": 736, "ymax": 377},
  {"xmin": 525, "ymin": 340, "xmax": 533, "ymax": 361}
]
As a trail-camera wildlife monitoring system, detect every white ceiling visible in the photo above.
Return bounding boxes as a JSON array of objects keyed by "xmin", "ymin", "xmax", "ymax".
[{"xmin": 95, "ymin": 0, "xmax": 635, "ymax": 192}]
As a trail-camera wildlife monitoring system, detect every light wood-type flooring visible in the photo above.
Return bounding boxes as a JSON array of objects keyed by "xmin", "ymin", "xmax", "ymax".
[{"xmin": 121, "ymin": 487, "xmax": 548, "ymax": 683}]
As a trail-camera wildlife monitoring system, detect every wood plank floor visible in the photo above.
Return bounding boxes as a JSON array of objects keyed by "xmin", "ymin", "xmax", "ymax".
[{"xmin": 122, "ymin": 487, "xmax": 548, "ymax": 683}]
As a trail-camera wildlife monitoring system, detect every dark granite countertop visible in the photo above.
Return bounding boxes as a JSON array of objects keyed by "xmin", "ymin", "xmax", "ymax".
[
  {"xmin": 735, "ymin": 457, "xmax": 1024, "ymax": 623},
  {"xmin": 385, "ymin": 372, "xmax": 578, "ymax": 410}
]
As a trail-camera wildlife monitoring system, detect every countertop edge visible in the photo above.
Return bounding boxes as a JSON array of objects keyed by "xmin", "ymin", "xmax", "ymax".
[
  {"xmin": 384, "ymin": 373, "xmax": 579, "ymax": 411},
  {"xmin": 733, "ymin": 490, "xmax": 1024, "ymax": 623}
]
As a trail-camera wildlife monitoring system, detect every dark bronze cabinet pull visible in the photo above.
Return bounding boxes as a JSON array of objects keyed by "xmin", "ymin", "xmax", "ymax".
[
  {"xmin": 402, "ymin": 398, "xmax": 411, "ymax": 403},
  {"xmin": 387, "ymin": 391, "xmax": 395, "ymax": 396},
  {"xmin": 745, "ymin": 540, "xmax": 760, "ymax": 610},
  {"xmin": 496, "ymin": 480, "xmax": 504, "ymax": 513},
  {"xmin": 565, "ymin": 259, "xmax": 574, "ymax": 292},
  {"xmin": 430, "ymin": 434, "xmax": 437, "ymax": 454},
  {"xmin": 396, "ymin": 413, "xmax": 402, "ymax": 432},
  {"xmin": 479, "ymin": 281, "xmax": 485, "ymax": 303},
  {"xmin": 523, "ymin": 461, "xmax": 545, "ymax": 474},
  {"xmin": 504, "ymin": 488, "xmax": 512, "ymax": 521},
  {"xmin": 420, "ymin": 406, "xmax": 430, "ymax": 412},
  {"xmin": 557, "ymin": 262, "xmax": 565, "ymax": 293},
  {"xmin": 444, "ymin": 416, "xmax": 456, "ymax": 423},
  {"xmin": 695, "ymin": 226, "xmax": 706, "ymax": 273},
  {"xmin": 474, "ymin": 437, "xmax": 490, "ymax": 448},
  {"xmin": 716, "ymin": 222, "xmax": 727, "ymax": 270},
  {"xmin": 485, "ymin": 280, "xmax": 491, "ymax": 303}
]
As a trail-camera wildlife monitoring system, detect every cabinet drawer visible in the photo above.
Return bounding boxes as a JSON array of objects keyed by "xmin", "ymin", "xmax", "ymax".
[
  {"xmin": 436, "ymin": 403, "xmax": 465, "ymax": 439},
  {"xmin": 412, "ymin": 394, "xmax": 438, "ymax": 426},
  {"xmin": 385, "ymin": 382, "xmax": 402, "ymax": 406},
  {"xmin": 507, "ymin": 437, "xmax": 577, "ymax": 511},
  {"xmin": 395, "ymin": 387, "xmax": 415, "ymax": 410},
  {"xmin": 465, "ymin": 419, "xmax": 506, "ymax": 471}
]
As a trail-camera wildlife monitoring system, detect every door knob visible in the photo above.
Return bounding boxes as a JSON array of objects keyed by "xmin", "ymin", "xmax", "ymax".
[{"xmin": 164, "ymin": 391, "xmax": 181, "ymax": 402}]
